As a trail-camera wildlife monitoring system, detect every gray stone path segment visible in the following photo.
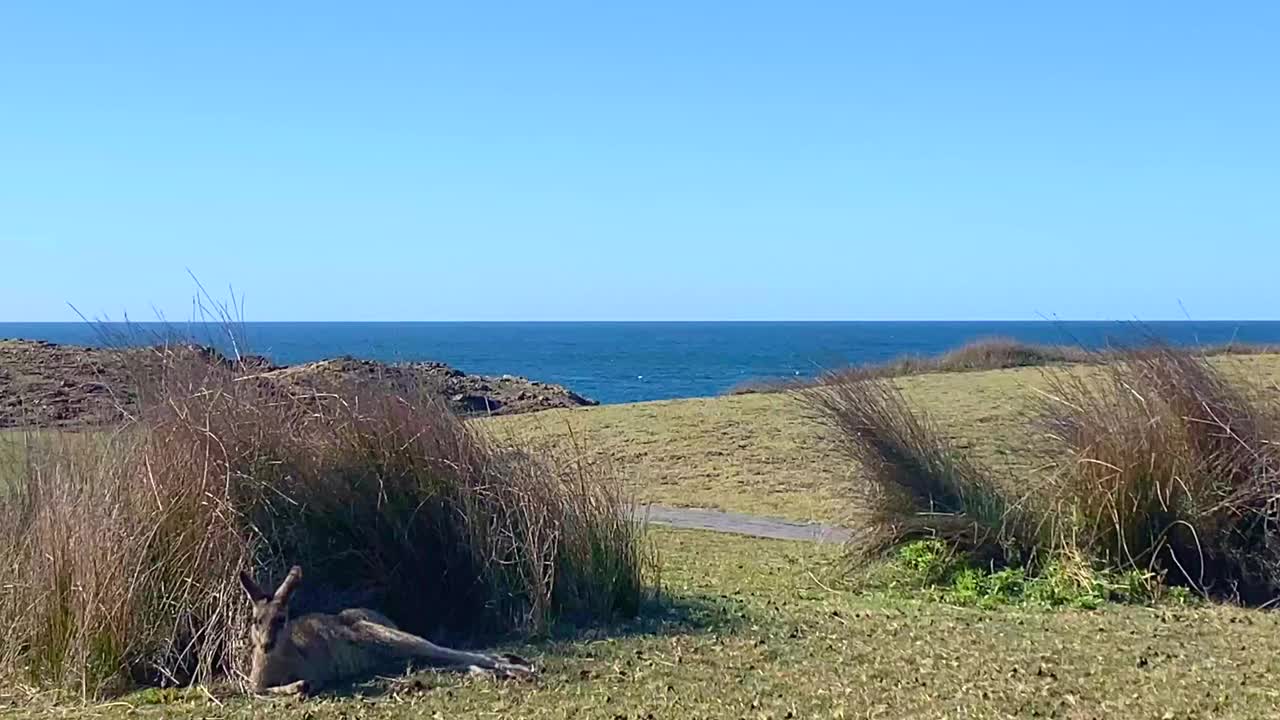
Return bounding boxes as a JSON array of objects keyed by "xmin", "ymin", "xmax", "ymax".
[{"xmin": 635, "ymin": 505, "xmax": 851, "ymax": 544}]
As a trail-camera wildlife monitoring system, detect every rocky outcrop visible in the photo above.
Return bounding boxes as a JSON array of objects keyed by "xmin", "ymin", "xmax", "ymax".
[
  {"xmin": 262, "ymin": 357, "xmax": 596, "ymax": 417},
  {"xmin": 0, "ymin": 339, "xmax": 595, "ymax": 429},
  {"xmin": 0, "ymin": 340, "xmax": 132, "ymax": 428}
]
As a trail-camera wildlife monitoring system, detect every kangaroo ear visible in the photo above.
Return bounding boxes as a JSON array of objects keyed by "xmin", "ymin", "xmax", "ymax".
[
  {"xmin": 273, "ymin": 566, "xmax": 303, "ymax": 603},
  {"xmin": 238, "ymin": 571, "xmax": 270, "ymax": 602}
]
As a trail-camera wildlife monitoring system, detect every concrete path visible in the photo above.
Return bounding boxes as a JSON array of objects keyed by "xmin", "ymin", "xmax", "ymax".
[{"xmin": 635, "ymin": 504, "xmax": 851, "ymax": 544}]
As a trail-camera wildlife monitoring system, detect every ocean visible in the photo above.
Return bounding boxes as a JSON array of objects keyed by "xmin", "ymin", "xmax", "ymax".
[{"xmin": 3, "ymin": 321, "xmax": 1279, "ymax": 405}]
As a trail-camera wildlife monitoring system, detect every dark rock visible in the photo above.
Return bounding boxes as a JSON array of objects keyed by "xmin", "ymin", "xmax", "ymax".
[
  {"xmin": 451, "ymin": 394, "xmax": 502, "ymax": 414},
  {"xmin": 0, "ymin": 339, "xmax": 597, "ymax": 429}
]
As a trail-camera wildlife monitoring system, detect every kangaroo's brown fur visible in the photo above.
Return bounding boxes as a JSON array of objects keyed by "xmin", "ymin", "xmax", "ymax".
[{"xmin": 238, "ymin": 566, "xmax": 535, "ymax": 696}]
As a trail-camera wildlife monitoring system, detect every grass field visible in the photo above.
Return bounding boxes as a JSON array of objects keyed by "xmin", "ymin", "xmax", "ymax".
[
  {"xmin": 5, "ymin": 355, "xmax": 1280, "ymax": 717},
  {"xmin": 0, "ymin": 431, "xmax": 30, "ymax": 494},
  {"xmin": 5, "ymin": 528, "xmax": 1280, "ymax": 718}
]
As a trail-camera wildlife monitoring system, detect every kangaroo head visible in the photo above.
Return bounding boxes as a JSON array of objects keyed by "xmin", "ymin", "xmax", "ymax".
[{"xmin": 238, "ymin": 566, "xmax": 303, "ymax": 654}]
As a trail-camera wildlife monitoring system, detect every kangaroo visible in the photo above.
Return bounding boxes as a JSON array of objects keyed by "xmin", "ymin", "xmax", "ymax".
[{"xmin": 238, "ymin": 566, "xmax": 535, "ymax": 696}]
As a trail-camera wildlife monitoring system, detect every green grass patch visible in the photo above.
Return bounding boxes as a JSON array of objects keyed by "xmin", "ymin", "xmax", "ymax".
[{"xmin": 868, "ymin": 539, "xmax": 1196, "ymax": 610}]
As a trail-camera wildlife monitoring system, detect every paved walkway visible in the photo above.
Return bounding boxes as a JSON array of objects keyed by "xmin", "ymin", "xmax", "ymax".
[{"xmin": 635, "ymin": 504, "xmax": 851, "ymax": 544}]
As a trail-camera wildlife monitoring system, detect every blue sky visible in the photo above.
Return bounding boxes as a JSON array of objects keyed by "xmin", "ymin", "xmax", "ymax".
[{"xmin": 2, "ymin": 2, "xmax": 1276, "ymax": 321}]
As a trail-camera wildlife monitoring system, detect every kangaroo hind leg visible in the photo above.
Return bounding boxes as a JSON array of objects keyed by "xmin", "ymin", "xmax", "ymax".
[
  {"xmin": 339, "ymin": 608, "xmax": 398, "ymax": 628},
  {"xmin": 348, "ymin": 620, "xmax": 535, "ymax": 678}
]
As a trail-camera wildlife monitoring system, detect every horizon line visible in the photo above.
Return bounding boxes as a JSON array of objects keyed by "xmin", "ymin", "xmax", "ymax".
[{"xmin": 3, "ymin": 318, "xmax": 1279, "ymax": 325}]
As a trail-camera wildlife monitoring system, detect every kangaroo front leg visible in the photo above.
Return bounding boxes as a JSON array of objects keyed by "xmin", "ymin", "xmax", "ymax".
[{"xmin": 262, "ymin": 680, "xmax": 309, "ymax": 696}]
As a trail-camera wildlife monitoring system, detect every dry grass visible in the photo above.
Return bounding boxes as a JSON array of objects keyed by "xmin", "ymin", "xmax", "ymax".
[
  {"xmin": 0, "ymin": 347, "xmax": 648, "ymax": 696},
  {"xmin": 792, "ymin": 342, "xmax": 1280, "ymax": 602},
  {"xmin": 801, "ymin": 377, "xmax": 1039, "ymax": 564},
  {"xmin": 1040, "ymin": 348, "xmax": 1280, "ymax": 601},
  {"xmin": 727, "ymin": 338, "xmax": 1091, "ymax": 395},
  {"xmin": 831, "ymin": 337, "xmax": 1092, "ymax": 381}
]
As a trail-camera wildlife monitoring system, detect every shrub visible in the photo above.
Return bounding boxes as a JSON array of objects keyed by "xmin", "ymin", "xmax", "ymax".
[
  {"xmin": 813, "ymin": 344, "xmax": 1280, "ymax": 607},
  {"xmin": 870, "ymin": 337, "xmax": 1090, "ymax": 377},
  {"xmin": 0, "ymin": 346, "xmax": 648, "ymax": 695},
  {"xmin": 895, "ymin": 538, "xmax": 959, "ymax": 586},
  {"xmin": 729, "ymin": 337, "xmax": 1280, "ymax": 395},
  {"xmin": 732, "ymin": 338, "xmax": 1089, "ymax": 395},
  {"xmin": 1039, "ymin": 347, "xmax": 1280, "ymax": 602},
  {"xmin": 802, "ymin": 377, "xmax": 1040, "ymax": 566}
]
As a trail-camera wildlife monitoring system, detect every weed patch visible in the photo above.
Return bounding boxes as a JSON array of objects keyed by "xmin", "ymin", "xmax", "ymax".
[{"xmin": 870, "ymin": 540, "xmax": 1186, "ymax": 609}]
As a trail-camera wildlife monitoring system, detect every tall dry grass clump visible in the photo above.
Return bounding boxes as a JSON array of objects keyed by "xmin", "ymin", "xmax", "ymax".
[
  {"xmin": 803, "ymin": 377, "xmax": 1040, "ymax": 566},
  {"xmin": 731, "ymin": 337, "xmax": 1280, "ymax": 395},
  {"xmin": 0, "ymin": 347, "xmax": 647, "ymax": 696},
  {"xmin": 732, "ymin": 338, "xmax": 1090, "ymax": 395},
  {"xmin": 804, "ymin": 343, "xmax": 1280, "ymax": 604},
  {"xmin": 878, "ymin": 337, "xmax": 1091, "ymax": 376},
  {"xmin": 1039, "ymin": 348, "xmax": 1280, "ymax": 602}
]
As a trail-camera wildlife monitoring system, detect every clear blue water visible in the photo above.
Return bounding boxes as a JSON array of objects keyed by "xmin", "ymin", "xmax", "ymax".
[{"xmin": 3, "ymin": 321, "xmax": 1279, "ymax": 404}]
